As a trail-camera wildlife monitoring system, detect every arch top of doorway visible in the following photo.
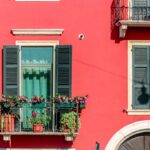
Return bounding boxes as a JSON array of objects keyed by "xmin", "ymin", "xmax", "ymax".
[{"xmin": 105, "ymin": 120, "xmax": 150, "ymax": 150}]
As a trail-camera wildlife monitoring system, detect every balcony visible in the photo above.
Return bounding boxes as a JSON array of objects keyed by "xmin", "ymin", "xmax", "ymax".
[
  {"xmin": 0, "ymin": 101, "xmax": 81, "ymax": 142},
  {"xmin": 113, "ymin": 1, "xmax": 150, "ymax": 38}
]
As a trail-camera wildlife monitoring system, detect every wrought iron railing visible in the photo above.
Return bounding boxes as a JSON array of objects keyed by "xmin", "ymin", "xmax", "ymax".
[
  {"xmin": 113, "ymin": 6, "xmax": 150, "ymax": 23},
  {"xmin": 0, "ymin": 102, "xmax": 79, "ymax": 134}
]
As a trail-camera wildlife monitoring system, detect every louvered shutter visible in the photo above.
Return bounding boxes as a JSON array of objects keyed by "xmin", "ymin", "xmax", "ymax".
[
  {"xmin": 132, "ymin": 0, "xmax": 148, "ymax": 20},
  {"xmin": 3, "ymin": 46, "xmax": 19, "ymax": 96},
  {"xmin": 55, "ymin": 45, "xmax": 72, "ymax": 97},
  {"xmin": 132, "ymin": 46, "xmax": 149, "ymax": 109}
]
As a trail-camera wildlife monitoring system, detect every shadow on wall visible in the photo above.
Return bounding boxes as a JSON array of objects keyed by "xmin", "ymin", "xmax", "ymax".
[
  {"xmin": 111, "ymin": 0, "xmax": 122, "ymax": 43},
  {"xmin": 110, "ymin": 0, "xmax": 150, "ymax": 41}
]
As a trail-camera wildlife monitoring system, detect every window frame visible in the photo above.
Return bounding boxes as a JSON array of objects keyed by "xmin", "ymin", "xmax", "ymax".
[
  {"xmin": 16, "ymin": 40, "xmax": 59, "ymax": 97},
  {"xmin": 16, "ymin": 0, "xmax": 60, "ymax": 1},
  {"xmin": 128, "ymin": 40, "xmax": 150, "ymax": 115}
]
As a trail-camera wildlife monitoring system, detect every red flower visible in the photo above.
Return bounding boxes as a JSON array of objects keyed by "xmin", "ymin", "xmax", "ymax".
[{"xmin": 32, "ymin": 111, "xmax": 37, "ymax": 117}]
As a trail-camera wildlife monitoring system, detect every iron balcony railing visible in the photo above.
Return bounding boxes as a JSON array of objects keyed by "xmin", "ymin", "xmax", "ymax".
[
  {"xmin": 114, "ymin": 6, "xmax": 150, "ymax": 22},
  {"xmin": 0, "ymin": 102, "xmax": 79, "ymax": 134}
]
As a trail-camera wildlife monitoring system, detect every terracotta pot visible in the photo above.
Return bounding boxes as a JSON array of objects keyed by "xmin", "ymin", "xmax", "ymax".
[
  {"xmin": 33, "ymin": 124, "xmax": 44, "ymax": 132},
  {"xmin": 0, "ymin": 114, "xmax": 15, "ymax": 132}
]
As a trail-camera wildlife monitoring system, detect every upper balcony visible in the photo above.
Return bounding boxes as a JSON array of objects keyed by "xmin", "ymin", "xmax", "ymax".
[{"xmin": 114, "ymin": 0, "xmax": 150, "ymax": 38}]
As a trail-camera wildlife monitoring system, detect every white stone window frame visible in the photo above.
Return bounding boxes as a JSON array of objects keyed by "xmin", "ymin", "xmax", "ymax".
[
  {"xmin": 128, "ymin": 40, "xmax": 150, "ymax": 115},
  {"xmin": 16, "ymin": 0, "xmax": 60, "ymax": 2},
  {"xmin": 16, "ymin": 40, "xmax": 59, "ymax": 97}
]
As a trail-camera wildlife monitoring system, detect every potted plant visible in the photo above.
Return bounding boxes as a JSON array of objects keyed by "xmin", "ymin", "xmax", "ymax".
[
  {"xmin": 52, "ymin": 94, "xmax": 88, "ymax": 109},
  {"xmin": 74, "ymin": 95, "xmax": 88, "ymax": 110},
  {"xmin": 31, "ymin": 96, "xmax": 45, "ymax": 104},
  {"xmin": 29, "ymin": 111, "xmax": 49, "ymax": 132},
  {"xmin": 60, "ymin": 111, "xmax": 80, "ymax": 140},
  {"xmin": 0, "ymin": 95, "xmax": 27, "ymax": 132}
]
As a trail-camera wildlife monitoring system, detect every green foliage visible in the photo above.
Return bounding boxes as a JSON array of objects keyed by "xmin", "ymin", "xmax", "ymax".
[
  {"xmin": 29, "ymin": 111, "xmax": 49, "ymax": 126},
  {"xmin": 0, "ymin": 95, "xmax": 27, "ymax": 114},
  {"xmin": 60, "ymin": 111, "xmax": 80, "ymax": 136}
]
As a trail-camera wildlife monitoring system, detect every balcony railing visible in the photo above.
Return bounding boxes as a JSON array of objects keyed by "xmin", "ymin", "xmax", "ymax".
[
  {"xmin": 0, "ymin": 102, "xmax": 79, "ymax": 135},
  {"xmin": 112, "ymin": 4, "xmax": 150, "ymax": 38},
  {"xmin": 116, "ymin": 6, "xmax": 150, "ymax": 21}
]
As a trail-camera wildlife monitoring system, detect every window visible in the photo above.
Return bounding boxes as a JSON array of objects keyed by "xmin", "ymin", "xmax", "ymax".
[
  {"xmin": 3, "ymin": 43, "xmax": 72, "ymax": 97},
  {"xmin": 128, "ymin": 41, "xmax": 150, "ymax": 114},
  {"xmin": 3, "ymin": 42, "xmax": 72, "ymax": 129}
]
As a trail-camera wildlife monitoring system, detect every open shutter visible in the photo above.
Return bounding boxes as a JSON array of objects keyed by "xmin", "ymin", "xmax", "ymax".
[
  {"xmin": 132, "ymin": 46, "xmax": 149, "ymax": 109},
  {"xmin": 55, "ymin": 45, "xmax": 72, "ymax": 96},
  {"xmin": 3, "ymin": 45, "xmax": 19, "ymax": 96}
]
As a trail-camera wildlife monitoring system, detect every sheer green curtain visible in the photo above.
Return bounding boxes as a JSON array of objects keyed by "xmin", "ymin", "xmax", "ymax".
[
  {"xmin": 21, "ymin": 46, "xmax": 53, "ymax": 129},
  {"xmin": 22, "ymin": 46, "xmax": 53, "ymax": 99}
]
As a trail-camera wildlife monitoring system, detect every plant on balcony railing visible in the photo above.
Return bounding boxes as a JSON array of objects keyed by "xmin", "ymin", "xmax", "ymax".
[
  {"xmin": 31, "ymin": 96, "xmax": 45, "ymax": 104},
  {"xmin": 60, "ymin": 111, "xmax": 80, "ymax": 137},
  {"xmin": 52, "ymin": 94, "xmax": 88, "ymax": 109},
  {"xmin": 0, "ymin": 95, "xmax": 28, "ymax": 115},
  {"xmin": 29, "ymin": 111, "xmax": 49, "ymax": 132},
  {"xmin": 0, "ymin": 95, "xmax": 28, "ymax": 132},
  {"xmin": 74, "ymin": 95, "xmax": 88, "ymax": 110}
]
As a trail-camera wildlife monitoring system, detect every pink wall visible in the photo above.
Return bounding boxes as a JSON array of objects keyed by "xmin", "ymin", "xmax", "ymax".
[{"xmin": 0, "ymin": 0, "xmax": 150, "ymax": 149}]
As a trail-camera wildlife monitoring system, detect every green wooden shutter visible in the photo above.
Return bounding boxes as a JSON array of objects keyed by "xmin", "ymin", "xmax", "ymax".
[
  {"xmin": 3, "ymin": 45, "xmax": 19, "ymax": 96},
  {"xmin": 55, "ymin": 45, "xmax": 72, "ymax": 97},
  {"xmin": 132, "ymin": 46, "xmax": 149, "ymax": 109}
]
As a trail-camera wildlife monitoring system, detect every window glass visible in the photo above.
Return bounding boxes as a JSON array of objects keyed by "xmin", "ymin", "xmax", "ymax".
[{"xmin": 21, "ymin": 46, "xmax": 53, "ymax": 99}]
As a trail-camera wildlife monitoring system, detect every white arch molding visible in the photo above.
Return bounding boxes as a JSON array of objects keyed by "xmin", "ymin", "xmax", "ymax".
[{"xmin": 105, "ymin": 120, "xmax": 150, "ymax": 150}]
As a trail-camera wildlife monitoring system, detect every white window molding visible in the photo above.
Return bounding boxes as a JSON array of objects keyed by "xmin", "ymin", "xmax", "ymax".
[
  {"xmin": 16, "ymin": 0, "xmax": 60, "ymax": 1},
  {"xmin": 12, "ymin": 29, "xmax": 64, "ymax": 36},
  {"xmin": 128, "ymin": 40, "xmax": 150, "ymax": 115},
  {"xmin": 105, "ymin": 120, "xmax": 150, "ymax": 150},
  {"xmin": 16, "ymin": 40, "xmax": 59, "ymax": 96}
]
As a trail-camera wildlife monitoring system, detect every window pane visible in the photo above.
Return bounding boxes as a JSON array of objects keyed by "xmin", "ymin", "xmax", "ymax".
[{"xmin": 22, "ymin": 46, "xmax": 53, "ymax": 65}]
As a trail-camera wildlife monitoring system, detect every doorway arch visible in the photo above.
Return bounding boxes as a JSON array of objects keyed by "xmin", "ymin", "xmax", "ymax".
[{"xmin": 105, "ymin": 120, "xmax": 150, "ymax": 150}]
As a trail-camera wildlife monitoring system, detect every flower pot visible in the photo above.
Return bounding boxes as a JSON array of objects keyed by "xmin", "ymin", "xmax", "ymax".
[
  {"xmin": 0, "ymin": 114, "xmax": 15, "ymax": 132},
  {"xmin": 33, "ymin": 124, "xmax": 44, "ymax": 132}
]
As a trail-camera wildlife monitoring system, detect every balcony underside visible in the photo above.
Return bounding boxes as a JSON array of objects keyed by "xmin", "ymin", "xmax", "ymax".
[
  {"xmin": 116, "ymin": 20, "xmax": 150, "ymax": 38},
  {"xmin": 0, "ymin": 131, "xmax": 78, "ymax": 136}
]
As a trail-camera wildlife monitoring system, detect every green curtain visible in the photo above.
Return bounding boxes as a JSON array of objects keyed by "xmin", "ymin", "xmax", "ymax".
[{"xmin": 21, "ymin": 46, "xmax": 52, "ymax": 129}]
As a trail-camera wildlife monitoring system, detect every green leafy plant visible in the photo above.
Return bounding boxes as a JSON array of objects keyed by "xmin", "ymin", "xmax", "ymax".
[
  {"xmin": 0, "ymin": 95, "xmax": 28, "ymax": 114},
  {"xmin": 52, "ymin": 94, "xmax": 88, "ymax": 109},
  {"xmin": 60, "ymin": 111, "xmax": 80, "ymax": 136},
  {"xmin": 31, "ymin": 96, "xmax": 45, "ymax": 104},
  {"xmin": 29, "ymin": 111, "xmax": 49, "ymax": 125}
]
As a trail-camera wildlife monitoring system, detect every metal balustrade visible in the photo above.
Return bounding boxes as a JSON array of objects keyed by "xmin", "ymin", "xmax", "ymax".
[
  {"xmin": 0, "ymin": 102, "xmax": 79, "ymax": 135},
  {"xmin": 113, "ymin": 6, "xmax": 150, "ymax": 22}
]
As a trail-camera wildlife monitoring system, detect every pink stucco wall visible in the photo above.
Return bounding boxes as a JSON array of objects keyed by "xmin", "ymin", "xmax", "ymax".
[{"xmin": 0, "ymin": 0, "xmax": 150, "ymax": 149}]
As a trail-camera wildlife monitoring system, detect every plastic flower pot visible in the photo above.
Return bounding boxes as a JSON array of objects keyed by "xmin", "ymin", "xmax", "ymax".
[
  {"xmin": 33, "ymin": 124, "xmax": 44, "ymax": 132},
  {"xmin": 0, "ymin": 114, "xmax": 15, "ymax": 132}
]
